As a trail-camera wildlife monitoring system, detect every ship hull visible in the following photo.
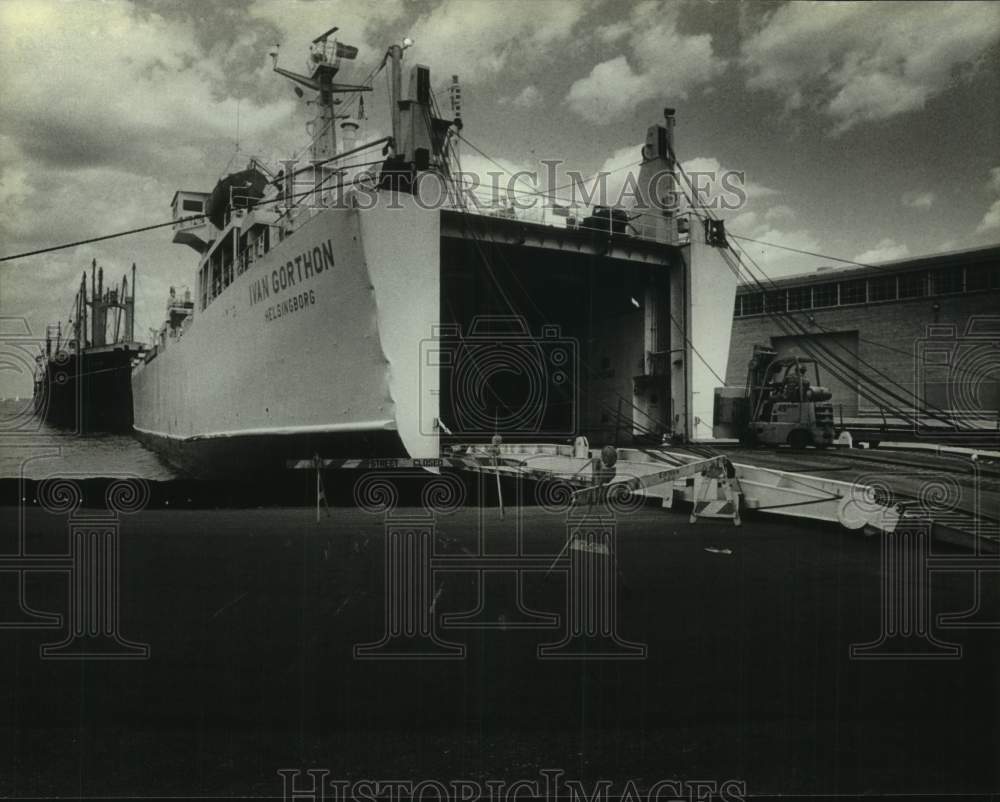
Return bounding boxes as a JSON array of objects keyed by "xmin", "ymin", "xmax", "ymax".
[
  {"xmin": 131, "ymin": 427, "xmax": 406, "ymax": 478},
  {"xmin": 131, "ymin": 199, "xmax": 442, "ymax": 478},
  {"xmin": 34, "ymin": 346, "xmax": 134, "ymax": 433}
]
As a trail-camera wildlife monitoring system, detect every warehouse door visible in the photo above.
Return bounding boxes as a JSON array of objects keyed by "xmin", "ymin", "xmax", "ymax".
[{"xmin": 771, "ymin": 331, "xmax": 860, "ymax": 418}]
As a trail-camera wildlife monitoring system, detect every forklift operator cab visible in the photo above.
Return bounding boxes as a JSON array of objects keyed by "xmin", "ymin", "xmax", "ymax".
[{"xmin": 745, "ymin": 351, "xmax": 835, "ymax": 450}]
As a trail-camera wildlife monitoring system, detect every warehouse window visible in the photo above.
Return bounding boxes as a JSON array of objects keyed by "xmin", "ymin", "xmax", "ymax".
[
  {"xmin": 812, "ymin": 283, "xmax": 838, "ymax": 308},
  {"xmin": 742, "ymin": 293, "xmax": 764, "ymax": 315},
  {"xmin": 787, "ymin": 286, "xmax": 811, "ymax": 310},
  {"xmin": 931, "ymin": 267, "xmax": 962, "ymax": 295},
  {"xmin": 734, "ymin": 296, "xmax": 743, "ymax": 317},
  {"xmin": 868, "ymin": 275, "xmax": 897, "ymax": 302},
  {"xmin": 966, "ymin": 266, "xmax": 991, "ymax": 291},
  {"xmin": 899, "ymin": 271, "xmax": 926, "ymax": 298},
  {"xmin": 974, "ymin": 265, "xmax": 1000, "ymax": 290},
  {"xmin": 839, "ymin": 279, "xmax": 866, "ymax": 305},
  {"xmin": 765, "ymin": 290, "xmax": 787, "ymax": 313}
]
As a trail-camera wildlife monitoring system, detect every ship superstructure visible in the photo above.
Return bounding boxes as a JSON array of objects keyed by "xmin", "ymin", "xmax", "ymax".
[{"xmin": 131, "ymin": 26, "xmax": 739, "ymax": 477}]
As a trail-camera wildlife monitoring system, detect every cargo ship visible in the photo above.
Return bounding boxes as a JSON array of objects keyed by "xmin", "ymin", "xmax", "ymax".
[
  {"xmin": 33, "ymin": 262, "xmax": 141, "ymax": 433},
  {"xmin": 131, "ymin": 25, "xmax": 738, "ymax": 478}
]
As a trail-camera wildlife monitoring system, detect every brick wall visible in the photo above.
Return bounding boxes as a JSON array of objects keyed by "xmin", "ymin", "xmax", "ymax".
[{"xmin": 726, "ymin": 291, "xmax": 1000, "ymax": 417}]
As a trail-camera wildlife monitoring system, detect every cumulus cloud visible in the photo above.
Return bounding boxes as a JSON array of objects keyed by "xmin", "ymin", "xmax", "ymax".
[
  {"xmin": 732, "ymin": 230, "xmax": 827, "ymax": 281},
  {"xmin": 585, "ymin": 143, "xmax": 647, "ymax": 206},
  {"xmin": 976, "ymin": 200, "xmax": 1000, "ymax": 234},
  {"xmin": 990, "ymin": 167, "xmax": 1000, "ymax": 194},
  {"xmin": 585, "ymin": 146, "xmax": 780, "ymax": 214},
  {"xmin": 595, "ymin": 20, "xmax": 632, "ymax": 44},
  {"xmin": 249, "ymin": 0, "xmax": 404, "ymax": 59},
  {"xmin": 404, "ymin": 0, "xmax": 585, "ymax": 82},
  {"xmin": 566, "ymin": 58, "xmax": 653, "ymax": 121},
  {"xmin": 502, "ymin": 85, "xmax": 542, "ymax": 109},
  {"xmin": 449, "ymin": 151, "xmax": 539, "ymax": 210},
  {"xmin": 579, "ymin": 142, "xmax": 801, "ymax": 257},
  {"xmin": 721, "ymin": 207, "xmax": 826, "ymax": 278},
  {"xmin": 977, "ymin": 201, "xmax": 1000, "ymax": 234},
  {"xmin": 974, "ymin": 167, "xmax": 1000, "ymax": 234},
  {"xmin": 902, "ymin": 191, "xmax": 935, "ymax": 210},
  {"xmin": 764, "ymin": 204, "xmax": 796, "ymax": 223},
  {"xmin": 0, "ymin": 2, "xmax": 296, "ymax": 192},
  {"xmin": 0, "ymin": 0, "xmax": 302, "ymax": 364},
  {"xmin": 682, "ymin": 156, "xmax": 777, "ymax": 204},
  {"xmin": 0, "ymin": 0, "xmax": 309, "ymax": 395},
  {"xmin": 854, "ymin": 238, "xmax": 910, "ymax": 264},
  {"xmin": 566, "ymin": 3, "xmax": 726, "ymax": 122},
  {"xmin": 742, "ymin": 1, "xmax": 1000, "ymax": 134}
]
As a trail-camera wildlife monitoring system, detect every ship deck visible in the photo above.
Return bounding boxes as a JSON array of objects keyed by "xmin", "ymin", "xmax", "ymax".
[{"xmin": 440, "ymin": 207, "xmax": 680, "ymax": 265}]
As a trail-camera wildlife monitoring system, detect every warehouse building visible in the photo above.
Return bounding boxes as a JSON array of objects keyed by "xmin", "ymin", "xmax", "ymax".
[{"xmin": 725, "ymin": 244, "xmax": 1000, "ymax": 425}]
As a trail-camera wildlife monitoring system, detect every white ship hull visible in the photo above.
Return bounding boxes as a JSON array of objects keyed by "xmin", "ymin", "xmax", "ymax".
[{"xmin": 132, "ymin": 197, "xmax": 442, "ymax": 477}]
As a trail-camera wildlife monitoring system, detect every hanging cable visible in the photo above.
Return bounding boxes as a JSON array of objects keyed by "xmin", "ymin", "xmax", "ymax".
[
  {"xmin": 667, "ymin": 140, "xmax": 963, "ymax": 430},
  {"xmin": 1, "ymin": 156, "xmax": 383, "ymax": 265},
  {"xmin": 727, "ymin": 233, "xmax": 902, "ymax": 272}
]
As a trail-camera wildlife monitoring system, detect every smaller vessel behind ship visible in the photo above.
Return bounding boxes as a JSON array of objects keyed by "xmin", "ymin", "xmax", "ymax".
[{"xmin": 33, "ymin": 261, "xmax": 142, "ymax": 433}]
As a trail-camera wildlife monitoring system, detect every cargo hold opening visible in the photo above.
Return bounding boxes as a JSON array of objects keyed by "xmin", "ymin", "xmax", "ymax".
[{"xmin": 438, "ymin": 234, "xmax": 671, "ymax": 446}]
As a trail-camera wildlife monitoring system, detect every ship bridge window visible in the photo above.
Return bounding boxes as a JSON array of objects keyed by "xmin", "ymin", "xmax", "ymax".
[
  {"xmin": 238, "ymin": 225, "xmax": 268, "ymax": 275},
  {"xmin": 221, "ymin": 230, "xmax": 235, "ymax": 289},
  {"xmin": 182, "ymin": 199, "xmax": 204, "ymax": 212}
]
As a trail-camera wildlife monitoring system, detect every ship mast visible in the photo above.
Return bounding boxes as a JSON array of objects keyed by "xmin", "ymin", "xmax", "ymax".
[
  {"xmin": 387, "ymin": 42, "xmax": 404, "ymax": 152},
  {"xmin": 269, "ymin": 26, "xmax": 371, "ymax": 163}
]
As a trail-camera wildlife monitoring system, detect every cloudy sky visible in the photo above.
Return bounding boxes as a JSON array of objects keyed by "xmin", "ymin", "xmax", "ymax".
[{"xmin": 1, "ymin": 0, "xmax": 999, "ymax": 395}]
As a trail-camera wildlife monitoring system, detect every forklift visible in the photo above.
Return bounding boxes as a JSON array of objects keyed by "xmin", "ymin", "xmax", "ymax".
[{"xmin": 733, "ymin": 345, "xmax": 836, "ymax": 449}]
